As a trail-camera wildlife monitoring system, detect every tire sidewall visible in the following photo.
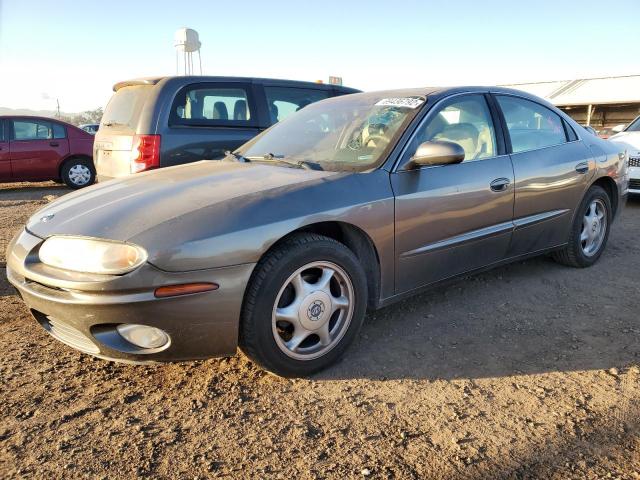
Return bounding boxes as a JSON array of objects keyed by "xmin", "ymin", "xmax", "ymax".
[
  {"xmin": 62, "ymin": 158, "xmax": 95, "ymax": 189},
  {"xmin": 242, "ymin": 238, "xmax": 368, "ymax": 377},
  {"xmin": 571, "ymin": 185, "xmax": 612, "ymax": 266}
]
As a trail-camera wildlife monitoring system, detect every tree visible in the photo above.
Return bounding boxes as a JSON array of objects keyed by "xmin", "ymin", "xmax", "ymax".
[{"xmin": 61, "ymin": 107, "xmax": 103, "ymax": 126}]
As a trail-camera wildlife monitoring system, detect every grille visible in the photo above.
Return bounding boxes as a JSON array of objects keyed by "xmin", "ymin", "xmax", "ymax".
[
  {"xmin": 630, "ymin": 179, "xmax": 640, "ymax": 190},
  {"xmin": 629, "ymin": 157, "xmax": 640, "ymax": 168},
  {"xmin": 46, "ymin": 318, "xmax": 100, "ymax": 354}
]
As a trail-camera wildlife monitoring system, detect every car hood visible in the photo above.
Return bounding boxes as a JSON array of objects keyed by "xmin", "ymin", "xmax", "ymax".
[
  {"xmin": 609, "ymin": 132, "xmax": 640, "ymax": 155},
  {"xmin": 27, "ymin": 160, "xmax": 338, "ymax": 243}
]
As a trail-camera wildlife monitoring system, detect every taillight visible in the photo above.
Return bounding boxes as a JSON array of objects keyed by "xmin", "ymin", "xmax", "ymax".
[{"xmin": 130, "ymin": 134, "xmax": 161, "ymax": 173}]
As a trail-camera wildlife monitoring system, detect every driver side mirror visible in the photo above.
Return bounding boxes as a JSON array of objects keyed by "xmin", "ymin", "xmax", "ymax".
[{"xmin": 408, "ymin": 141, "xmax": 465, "ymax": 169}]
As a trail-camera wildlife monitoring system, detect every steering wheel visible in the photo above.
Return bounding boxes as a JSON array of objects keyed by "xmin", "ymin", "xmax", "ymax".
[{"xmin": 362, "ymin": 134, "xmax": 390, "ymax": 148}]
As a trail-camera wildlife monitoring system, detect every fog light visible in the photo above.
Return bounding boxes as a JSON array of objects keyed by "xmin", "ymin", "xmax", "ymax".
[{"xmin": 116, "ymin": 324, "xmax": 169, "ymax": 349}]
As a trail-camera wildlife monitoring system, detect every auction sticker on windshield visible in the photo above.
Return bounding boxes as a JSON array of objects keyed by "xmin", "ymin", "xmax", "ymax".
[{"xmin": 375, "ymin": 97, "xmax": 425, "ymax": 109}]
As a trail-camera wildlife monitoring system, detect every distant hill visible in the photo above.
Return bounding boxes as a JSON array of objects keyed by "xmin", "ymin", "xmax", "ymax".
[{"xmin": 0, "ymin": 107, "xmax": 74, "ymax": 118}]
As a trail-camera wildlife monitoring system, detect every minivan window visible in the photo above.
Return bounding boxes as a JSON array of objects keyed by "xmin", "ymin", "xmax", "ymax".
[
  {"xmin": 102, "ymin": 85, "xmax": 152, "ymax": 130},
  {"xmin": 13, "ymin": 120, "xmax": 54, "ymax": 140},
  {"xmin": 264, "ymin": 87, "xmax": 329, "ymax": 124},
  {"xmin": 410, "ymin": 94, "xmax": 497, "ymax": 162},
  {"xmin": 496, "ymin": 96, "xmax": 567, "ymax": 153},
  {"xmin": 172, "ymin": 86, "xmax": 252, "ymax": 125}
]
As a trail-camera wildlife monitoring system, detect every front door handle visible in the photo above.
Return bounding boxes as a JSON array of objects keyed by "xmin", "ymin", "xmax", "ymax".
[
  {"xmin": 49, "ymin": 141, "xmax": 59, "ymax": 147},
  {"xmin": 575, "ymin": 162, "xmax": 589, "ymax": 174},
  {"xmin": 490, "ymin": 177, "xmax": 511, "ymax": 192}
]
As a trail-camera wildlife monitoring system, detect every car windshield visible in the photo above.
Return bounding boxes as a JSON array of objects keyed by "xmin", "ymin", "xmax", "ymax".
[
  {"xmin": 625, "ymin": 116, "xmax": 640, "ymax": 132},
  {"xmin": 237, "ymin": 93, "xmax": 426, "ymax": 171}
]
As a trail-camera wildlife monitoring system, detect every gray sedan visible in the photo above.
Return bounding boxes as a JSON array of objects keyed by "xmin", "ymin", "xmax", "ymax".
[{"xmin": 7, "ymin": 87, "xmax": 629, "ymax": 377}]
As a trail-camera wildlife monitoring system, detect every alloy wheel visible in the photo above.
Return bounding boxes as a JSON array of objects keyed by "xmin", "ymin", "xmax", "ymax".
[{"xmin": 272, "ymin": 261, "xmax": 355, "ymax": 360}]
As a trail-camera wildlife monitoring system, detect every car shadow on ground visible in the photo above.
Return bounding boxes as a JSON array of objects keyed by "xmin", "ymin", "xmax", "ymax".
[{"xmin": 0, "ymin": 181, "xmax": 69, "ymax": 201}]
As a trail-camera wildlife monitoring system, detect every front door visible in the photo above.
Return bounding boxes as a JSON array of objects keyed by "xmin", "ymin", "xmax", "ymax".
[
  {"xmin": 9, "ymin": 118, "xmax": 69, "ymax": 180},
  {"xmin": 391, "ymin": 94, "xmax": 515, "ymax": 293}
]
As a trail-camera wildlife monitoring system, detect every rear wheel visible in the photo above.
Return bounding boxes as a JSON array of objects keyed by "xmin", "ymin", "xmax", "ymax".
[
  {"xmin": 552, "ymin": 185, "xmax": 611, "ymax": 267},
  {"xmin": 239, "ymin": 233, "xmax": 367, "ymax": 377},
  {"xmin": 61, "ymin": 158, "xmax": 95, "ymax": 189}
]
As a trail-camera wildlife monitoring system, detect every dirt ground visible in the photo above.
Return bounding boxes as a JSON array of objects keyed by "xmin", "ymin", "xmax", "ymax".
[{"xmin": 1, "ymin": 181, "xmax": 639, "ymax": 480}]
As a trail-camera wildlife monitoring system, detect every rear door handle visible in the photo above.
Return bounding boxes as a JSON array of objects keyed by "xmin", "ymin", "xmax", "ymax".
[
  {"xmin": 490, "ymin": 177, "xmax": 511, "ymax": 192},
  {"xmin": 49, "ymin": 141, "xmax": 59, "ymax": 147},
  {"xmin": 575, "ymin": 162, "xmax": 589, "ymax": 174}
]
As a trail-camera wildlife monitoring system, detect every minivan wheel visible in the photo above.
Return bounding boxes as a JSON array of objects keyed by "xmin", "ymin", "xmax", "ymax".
[
  {"xmin": 239, "ymin": 233, "xmax": 367, "ymax": 377},
  {"xmin": 552, "ymin": 185, "xmax": 611, "ymax": 268},
  {"xmin": 61, "ymin": 158, "xmax": 95, "ymax": 189}
]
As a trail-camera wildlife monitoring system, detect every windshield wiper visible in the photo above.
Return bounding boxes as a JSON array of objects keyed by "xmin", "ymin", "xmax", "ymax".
[
  {"xmin": 247, "ymin": 153, "xmax": 320, "ymax": 170},
  {"xmin": 225, "ymin": 151, "xmax": 250, "ymax": 163}
]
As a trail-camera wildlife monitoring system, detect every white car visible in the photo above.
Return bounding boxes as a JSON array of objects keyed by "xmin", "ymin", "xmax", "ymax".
[{"xmin": 610, "ymin": 116, "xmax": 640, "ymax": 195}]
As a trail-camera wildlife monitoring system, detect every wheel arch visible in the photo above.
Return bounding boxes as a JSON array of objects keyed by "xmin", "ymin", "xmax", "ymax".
[
  {"xmin": 590, "ymin": 175, "xmax": 619, "ymax": 217},
  {"xmin": 263, "ymin": 221, "xmax": 382, "ymax": 310}
]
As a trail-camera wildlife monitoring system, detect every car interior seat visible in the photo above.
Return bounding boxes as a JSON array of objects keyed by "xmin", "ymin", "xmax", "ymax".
[
  {"xmin": 432, "ymin": 123, "xmax": 479, "ymax": 160},
  {"xmin": 233, "ymin": 100, "xmax": 248, "ymax": 121},
  {"xmin": 213, "ymin": 102, "xmax": 229, "ymax": 120},
  {"xmin": 269, "ymin": 103, "xmax": 279, "ymax": 124}
]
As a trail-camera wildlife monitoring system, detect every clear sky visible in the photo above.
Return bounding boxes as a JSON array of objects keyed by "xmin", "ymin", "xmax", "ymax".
[{"xmin": 0, "ymin": 0, "xmax": 639, "ymax": 112}]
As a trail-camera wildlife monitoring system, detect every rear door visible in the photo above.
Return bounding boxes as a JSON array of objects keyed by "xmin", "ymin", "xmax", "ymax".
[
  {"xmin": 391, "ymin": 93, "xmax": 515, "ymax": 293},
  {"xmin": 163, "ymin": 82, "xmax": 260, "ymax": 166},
  {"xmin": 9, "ymin": 118, "xmax": 69, "ymax": 180},
  {"xmin": 493, "ymin": 94, "xmax": 595, "ymax": 256},
  {"xmin": 0, "ymin": 120, "xmax": 11, "ymax": 180}
]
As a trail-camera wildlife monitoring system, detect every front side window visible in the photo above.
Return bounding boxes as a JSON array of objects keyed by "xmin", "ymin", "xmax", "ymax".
[
  {"xmin": 172, "ymin": 85, "xmax": 252, "ymax": 125},
  {"xmin": 13, "ymin": 120, "xmax": 54, "ymax": 140},
  {"xmin": 409, "ymin": 94, "xmax": 497, "ymax": 162},
  {"xmin": 497, "ymin": 96, "xmax": 567, "ymax": 153},
  {"xmin": 264, "ymin": 86, "xmax": 329, "ymax": 124},
  {"xmin": 0, "ymin": 120, "xmax": 5, "ymax": 142}
]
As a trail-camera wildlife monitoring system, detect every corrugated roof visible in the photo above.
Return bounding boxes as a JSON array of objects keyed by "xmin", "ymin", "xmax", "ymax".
[{"xmin": 502, "ymin": 75, "xmax": 640, "ymax": 106}]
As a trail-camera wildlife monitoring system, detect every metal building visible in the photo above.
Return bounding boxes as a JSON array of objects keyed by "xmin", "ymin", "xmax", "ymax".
[{"xmin": 503, "ymin": 75, "xmax": 640, "ymax": 129}]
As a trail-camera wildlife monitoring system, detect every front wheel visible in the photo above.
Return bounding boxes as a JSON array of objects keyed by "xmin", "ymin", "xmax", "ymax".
[
  {"xmin": 552, "ymin": 185, "xmax": 611, "ymax": 268},
  {"xmin": 239, "ymin": 233, "xmax": 368, "ymax": 377}
]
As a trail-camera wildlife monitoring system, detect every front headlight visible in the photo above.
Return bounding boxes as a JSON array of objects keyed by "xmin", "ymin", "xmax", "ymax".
[{"xmin": 39, "ymin": 236, "xmax": 147, "ymax": 274}]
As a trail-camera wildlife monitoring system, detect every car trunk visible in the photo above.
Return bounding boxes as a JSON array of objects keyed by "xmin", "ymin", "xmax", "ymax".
[{"xmin": 94, "ymin": 84, "xmax": 153, "ymax": 181}]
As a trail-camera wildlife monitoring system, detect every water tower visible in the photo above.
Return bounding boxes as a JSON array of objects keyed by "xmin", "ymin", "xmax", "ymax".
[{"xmin": 174, "ymin": 28, "xmax": 202, "ymax": 75}]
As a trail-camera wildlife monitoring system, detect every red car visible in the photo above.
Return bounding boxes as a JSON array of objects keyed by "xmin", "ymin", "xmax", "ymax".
[{"xmin": 0, "ymin": 116, "xmax": 95, "ymax": 188}]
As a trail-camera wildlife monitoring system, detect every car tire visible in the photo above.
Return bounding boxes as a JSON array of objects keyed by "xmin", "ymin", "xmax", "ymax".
[
  {"xmin": 552, "ymin": 185, "xmax": 611, "ymax": 268},
  {"xmin": 61, "ymin": 158, "xmax": 95, "ymax": 189},
  {"xmin": 239, "ymin": 233, "xmax": 368, "ymax": 377}
]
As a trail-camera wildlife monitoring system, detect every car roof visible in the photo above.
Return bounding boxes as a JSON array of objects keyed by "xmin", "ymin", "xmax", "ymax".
[
  {"xmin": 337, "ymin": 85, "xmax": 562, "ymax": 110},
  {"xmin": 113, "ymin": 76, "xmax": 361, "ymax": 93}
]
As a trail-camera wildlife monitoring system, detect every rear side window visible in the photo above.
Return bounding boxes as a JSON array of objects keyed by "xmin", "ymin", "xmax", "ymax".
[
  {"xmin": 496, "ymin": 96, "xmax": 567, "ymax": 153},
  {"xmin": 102, "ymin": 85, "xmax": 152, "ymax": 130},
  {"xmin": 0, "ymin": 120, "xmax": 5, "ymax": 142},
  {"xmin": 52, "ymin": 123, "xmax": 66, "ymax": 139},
  {"xmin": 13, "ymin": 120, "xmax": 54, "ymax": 140},
  {"xmin": 171, "ymin": 84, "xmax": 254, "ymax": 126},
  {"xmin": 264, "ymin": 86, "xmax": 329, "ymax": 124}
]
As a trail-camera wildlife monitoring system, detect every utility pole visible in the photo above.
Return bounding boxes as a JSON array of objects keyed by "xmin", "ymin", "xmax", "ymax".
[{"xmin": 56, "ymin": 99, "xmax": 61, "ymax": 118}]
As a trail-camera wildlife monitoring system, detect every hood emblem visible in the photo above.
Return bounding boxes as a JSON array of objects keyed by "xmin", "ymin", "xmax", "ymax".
[{"xmin": 40, "ymin": 214, "xmax": 55, "ymax": 223}]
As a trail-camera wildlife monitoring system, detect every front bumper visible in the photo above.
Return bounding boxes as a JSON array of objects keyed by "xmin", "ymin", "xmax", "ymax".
[{"xmin": 7, "ymin": 228, "xmax": 255, "ymax": 363}]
